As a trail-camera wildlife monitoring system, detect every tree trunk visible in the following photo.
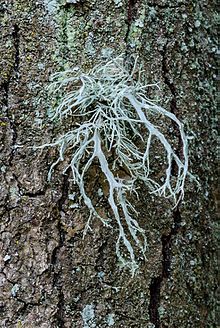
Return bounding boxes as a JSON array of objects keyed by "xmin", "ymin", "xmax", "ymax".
[{"xmin": 0, "ymin": 1, "xmax": 217, "ymax": 327}]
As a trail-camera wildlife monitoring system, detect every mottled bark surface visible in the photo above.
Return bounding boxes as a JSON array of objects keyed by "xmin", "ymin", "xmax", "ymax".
[{"xmin": 0, "ymin": 0, "xmax": 218, "ymax": 327}]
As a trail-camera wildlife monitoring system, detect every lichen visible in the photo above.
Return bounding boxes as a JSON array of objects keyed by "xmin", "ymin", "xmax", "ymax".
[
  {"xmin": 43, "ymin": 0, "xmax": 58, "ymax": 14},
  {"xmin": 106, "ymin": 313, "xmax": 115, "ymax": 326},
  {"xmin": 38, "ymin": 55, "xmax": 190, "ymax": 274},
  {"xmin": 81, "ymin": 304, "xmax": 96, "ymax": 328}
]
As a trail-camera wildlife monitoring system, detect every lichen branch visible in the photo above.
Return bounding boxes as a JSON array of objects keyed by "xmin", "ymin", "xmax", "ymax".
[{"xmin": 37, "ymin": 55, "xmax": 190, "ymax": 273}]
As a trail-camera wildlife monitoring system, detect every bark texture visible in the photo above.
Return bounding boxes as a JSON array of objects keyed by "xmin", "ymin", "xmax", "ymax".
[{"xmin": 0, "ymin": 0, "xmax": 218, "ymax": 327}]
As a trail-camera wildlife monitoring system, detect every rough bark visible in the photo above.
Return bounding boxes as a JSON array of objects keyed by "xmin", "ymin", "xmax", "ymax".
[{"xmin": 0, "ymin": 0, "xmax": 218, "ymax": 327}]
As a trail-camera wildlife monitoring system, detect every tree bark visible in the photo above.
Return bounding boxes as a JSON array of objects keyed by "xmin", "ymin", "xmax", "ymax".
[{"xmin": 0, "ymin": 0, "xmax": 217, "ymax": 327}]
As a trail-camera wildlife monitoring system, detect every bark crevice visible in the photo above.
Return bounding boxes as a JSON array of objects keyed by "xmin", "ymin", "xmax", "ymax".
[
  {"xmin": 1, "ymin": 23, "xmax": 20, "ymax": 166},
  {"xmin": 148, "ymin": 42, "xmax": 185, "ymax": 327},
  {"xmin": 12, "ymin": 24, "xmax": 20, "ymax": 74},
  {"xmin": 50, "ymin": 168, "xmax": 71, "ymax": 327},
  {"xmin": 148, "ymin": 208, "xmax": 182, "ymax": 327}
]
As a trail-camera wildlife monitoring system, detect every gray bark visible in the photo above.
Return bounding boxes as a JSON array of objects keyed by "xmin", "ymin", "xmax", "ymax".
[{"xmin": 0, "ymin": 0, "xmax": 218, "ymax": 327}]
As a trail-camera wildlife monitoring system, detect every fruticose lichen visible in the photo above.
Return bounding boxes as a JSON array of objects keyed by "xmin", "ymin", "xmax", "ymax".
[{"xmin": 39, "ymin": 55, "xmax": 190, "ymax": 274}]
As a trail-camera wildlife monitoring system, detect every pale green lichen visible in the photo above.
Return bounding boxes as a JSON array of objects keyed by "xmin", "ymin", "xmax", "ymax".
[
  {"xmin": 43, "ymin": 0, "xmax": 58, "ymax": 14},
  {"xmin": 106, "ymin": 313, "xmax": 115, "ymax": 326},
  {"xmin": 38, "ymin": 55, "xmax": 190, "ymax": 274},
  {"xmin": 81, "ymin": 304, "xmax": 96, "ymax": 328},
  {"xmin": 11, "ymin": 284, "xmax": 20, "ymax": 297}
]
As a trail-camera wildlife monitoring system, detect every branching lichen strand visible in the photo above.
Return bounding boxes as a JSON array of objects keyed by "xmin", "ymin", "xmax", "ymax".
[{"xmin": 38, "ymin": 56, "xmax": 190, "ymax": 273}]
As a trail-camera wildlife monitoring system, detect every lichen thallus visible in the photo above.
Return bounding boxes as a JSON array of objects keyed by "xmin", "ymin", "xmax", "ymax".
[{"xmin": 37, "ymin": 55, "xmax": 190, "ymax": 274}]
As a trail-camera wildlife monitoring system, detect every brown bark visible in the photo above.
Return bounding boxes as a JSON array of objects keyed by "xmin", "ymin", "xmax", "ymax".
[{"xmin": 0, "ymin": 0, "xmax": 218, "ymax": 327}]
